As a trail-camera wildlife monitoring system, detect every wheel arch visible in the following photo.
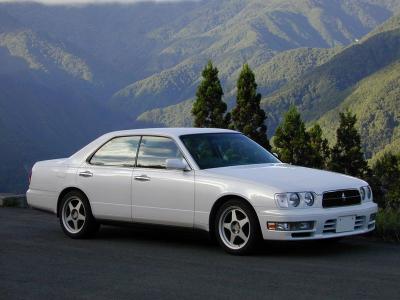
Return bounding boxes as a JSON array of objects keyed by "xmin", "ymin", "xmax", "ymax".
[
  {"xmin": 208, "ymin": 194, "xmax": 260, "ymax": 236},
  {"xmin": 57, "ymin": 187, "xmax": 88, "ymax": 217}
]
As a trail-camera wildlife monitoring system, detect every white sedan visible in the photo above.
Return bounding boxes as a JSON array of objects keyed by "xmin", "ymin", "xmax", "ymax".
[{"xmin": 27, "ymin": 128, "xmax": 378, "ymax": 254}]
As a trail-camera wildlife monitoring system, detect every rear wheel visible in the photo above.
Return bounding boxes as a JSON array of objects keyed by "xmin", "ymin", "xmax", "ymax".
[
  {"xmin": 59, "ymin": 191, "xmax": 99, "ymax": 238},
  {"xmin": 215, "ymin": 199, "xmax": 260, "ymax": 255}
]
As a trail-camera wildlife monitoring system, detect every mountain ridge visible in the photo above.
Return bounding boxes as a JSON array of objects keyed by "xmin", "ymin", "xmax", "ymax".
[{"xmin": 1, "ymin": 0, "xmax": 400, "ymax": 192}]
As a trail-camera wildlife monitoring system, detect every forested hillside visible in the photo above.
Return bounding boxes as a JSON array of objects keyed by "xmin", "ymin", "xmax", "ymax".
[
  {"xmin": 261, "ymin": 15, "xmax": 400, "ymax": 159},
  {"xmin": 0, "ymin": 9, "xmax": 130, "ymax": 191},
  {"xmin": 111, "ymin": 0, "xmax": 399, "ymax": 118},
  {"xmin": 140, "ymin": 12, "xmax": 400, "ymax": 163},
  {"xmin": 0, "ymin": 0, "xmax": 399, "ymax": 192},
  {"xmin": 317, "ymin": 60, "xmax": 400, "ymax": 160},
  {"xmin": 137, "ymin": 46, "xmax": 340, "ymax": 126}
]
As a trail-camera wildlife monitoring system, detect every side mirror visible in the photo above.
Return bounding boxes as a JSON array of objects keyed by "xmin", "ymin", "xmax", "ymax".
[
  {"xmin": 165, "ymin": 158, "xmax": 190, "ymax": 171},
  {"xmin": 273, "ymin": 152, "xmax": 279, "ymax": 158}
]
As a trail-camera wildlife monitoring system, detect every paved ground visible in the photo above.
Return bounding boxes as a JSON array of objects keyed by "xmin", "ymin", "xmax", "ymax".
[{"xmin": 1, "ymin": 208, "xmax": 399, "ymax": 300}]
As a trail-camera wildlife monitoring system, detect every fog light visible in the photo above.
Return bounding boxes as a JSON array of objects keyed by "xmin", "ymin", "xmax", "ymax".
[
  {"xmin": 292, "ymin": 221, "xmax": 314, "ymax": 231},
  {"xmin": 267, "ymin": 221, "xmax": 314, "ymax": 231},
  {"xmin": 276, "ymin": 223, "xmax": 290, "ymax": 231}
]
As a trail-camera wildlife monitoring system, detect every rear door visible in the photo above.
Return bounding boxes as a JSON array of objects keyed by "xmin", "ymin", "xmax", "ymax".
[{"xmin": 77, "ymin": 136, "xmax": 140, "ymax": 221}]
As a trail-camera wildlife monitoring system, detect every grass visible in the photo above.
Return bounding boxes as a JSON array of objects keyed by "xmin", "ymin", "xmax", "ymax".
[
  {"xmin": 374, "ymin": 208, "xmax": 400, "ymax": 242},
  {"xmin": 1, "ymin": 196, "xmax": 27, "ymax": 208}
]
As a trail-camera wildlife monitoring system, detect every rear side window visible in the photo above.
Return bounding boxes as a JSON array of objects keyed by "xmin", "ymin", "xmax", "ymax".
[
  {"xmin": 136, "ymin": 136, "xmax": 183, "ymax": 169},
  {"xmin": 90, "ymin": 136, "xmax": 140, "ymax": 167}
]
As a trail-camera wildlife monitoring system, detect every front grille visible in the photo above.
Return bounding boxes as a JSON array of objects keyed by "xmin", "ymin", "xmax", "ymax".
[
  {"xmin": 354, "ymin": 216, "xmax": 365, "ymax": 230},
  {"xmin": 322, "ymin": 189, "xmax": 361, "ymax": 208},
  {"xmin": 323, "ymin": 219, "xmax": 336, "ymax": 233},
  {"xmin": 323, "ymin": 216, "xmax": 365, "ymax": 234}
]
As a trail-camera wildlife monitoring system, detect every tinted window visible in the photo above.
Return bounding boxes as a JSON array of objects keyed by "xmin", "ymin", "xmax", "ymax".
[
  {"xmin": 180, "ymin": 133, "xmax": 279, "ymax": 169},
  {"xmin": 136, "ymin": 136, "xmax": 183, "ymax": 169},
  {"xmin": 90, "ymin": 136, "xmax": 140, "ymax": 167}
]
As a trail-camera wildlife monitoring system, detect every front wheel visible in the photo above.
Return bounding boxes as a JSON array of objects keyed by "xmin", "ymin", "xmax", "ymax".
[
  {"xmin": 59, "ymin": 191, "xmax": 99, "ymax": 239},
  {"xmin": 214, "ymin": 200, "xmax": 261, "ymax": 255}
]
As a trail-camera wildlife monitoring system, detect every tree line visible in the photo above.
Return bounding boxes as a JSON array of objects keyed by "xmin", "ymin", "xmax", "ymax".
[{"xmin": 191, "ymin": 61, "xmax": 400, "ymax": 210}]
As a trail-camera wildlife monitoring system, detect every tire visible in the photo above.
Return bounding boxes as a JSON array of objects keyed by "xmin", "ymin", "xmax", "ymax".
[
  {"xmin": 214, "ymin": 199, "xmax": 261, "ymax": 255},
  {"xmin": 59, "ymin": 190, "xmax": 99, "ymax": 239}
]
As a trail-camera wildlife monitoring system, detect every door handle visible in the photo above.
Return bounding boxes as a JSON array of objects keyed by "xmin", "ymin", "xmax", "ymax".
[
  {"xmin": 134, "ymin": 175, "xmax": 150, "ymax": 182},
  {"xmin": 79, "ymin": 171, "xmax": 93, "ymax": 178}
]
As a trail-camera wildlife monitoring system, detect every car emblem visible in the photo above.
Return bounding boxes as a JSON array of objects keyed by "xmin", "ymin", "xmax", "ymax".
[{"xmin": 342, "ymin": 192, "xmax": 346, "ymax": 201}]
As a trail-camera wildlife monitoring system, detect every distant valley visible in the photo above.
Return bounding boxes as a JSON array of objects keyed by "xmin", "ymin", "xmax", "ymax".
[{"xmin": 0, "ymin": 0, "xmax": 399, "ymax": 192}]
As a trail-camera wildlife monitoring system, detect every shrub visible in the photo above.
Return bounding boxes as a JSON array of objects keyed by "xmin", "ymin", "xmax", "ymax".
[
  {"xmin": 1, "ymin": 196, "xmax": 28, "ymax": 208},
  {"xmin": 375, "ymin": 208, "xmax": 400, "ymax": 242}
]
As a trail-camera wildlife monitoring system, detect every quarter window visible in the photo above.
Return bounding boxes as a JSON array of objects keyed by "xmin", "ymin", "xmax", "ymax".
[
  {"xmin": 136, "ymin": 136, "xmax": 184, "ymax": 169},
  {"xmin": 90, "ymin": 136, "xmax": 140, "ymax": 167}
]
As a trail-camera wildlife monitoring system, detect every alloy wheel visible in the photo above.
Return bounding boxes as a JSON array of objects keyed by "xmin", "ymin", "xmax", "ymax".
[
  {"xmin": 218, "ymin": 206, "xmax": 250, "ymax": 250},
  {"xmin": 62, "ymin": 196, "xmax": 86, "ymax": 234}
]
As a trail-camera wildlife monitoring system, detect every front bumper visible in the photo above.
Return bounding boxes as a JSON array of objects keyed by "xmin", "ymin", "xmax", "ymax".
[{"xmin": 257, "ymin": 202, "xmax": 377, "ymax": 240}]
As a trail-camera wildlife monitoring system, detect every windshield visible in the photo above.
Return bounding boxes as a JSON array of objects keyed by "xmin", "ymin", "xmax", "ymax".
[{"xmin": 180, "ymin": 133, "xmax": 280, "ymax": 169}]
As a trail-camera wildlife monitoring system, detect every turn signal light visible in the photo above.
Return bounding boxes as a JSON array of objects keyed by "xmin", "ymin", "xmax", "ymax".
[{"xmin": 267, "ymin": 222, "xmax": 277, "ymax": 230}]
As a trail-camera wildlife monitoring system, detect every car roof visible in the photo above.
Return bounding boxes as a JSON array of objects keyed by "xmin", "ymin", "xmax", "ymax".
[{"xmin": 105, "ymin": 127, "xmax": 238, "ymax": 138}]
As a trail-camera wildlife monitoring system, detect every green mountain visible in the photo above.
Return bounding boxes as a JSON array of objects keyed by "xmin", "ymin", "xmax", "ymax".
[
  {"xmin": 260, "ymin": 15, "xmax": 400, "ymax": 159},
  {"xmin": 254, "ymin": 47, "xmax": 341, "ymax": 95},
  {"xmin": 363, "ymin": 11, "xmax": 400, "ymax": 38},
  {"xmin": 0, "ymin": 15, "xmax": 130, "ymax": 192},
  {"xmin": 112, "ymin": 59, "xmax": 203, "ymax": 117},
  {"xmin": 137, "ymin": 46, "xmax": 339, "ymax": 126},
  {"xmin": 1, "ymin": 0, "xmax": 400, "ymax": 192},
  {"xmin": 0, "ymin": 29, "xmax": 93, "ymax": 82},
  {"xmin": 110, "ymin": 0, "xmax": 400, "ymax": 118},
  {"xmin": 317, "ymin": 60, "xmax": 400, "ymax": 160},
  {"xmin": 262, "ymin": 28, "xmax": 400, "ymax": 124},
  {"xmin": 137, "ymin": 98, "xmax": 195, "ymax": 128},
  {"xmin": 139, "ymin": 12, "xmax": 400, "ymax": 163}
]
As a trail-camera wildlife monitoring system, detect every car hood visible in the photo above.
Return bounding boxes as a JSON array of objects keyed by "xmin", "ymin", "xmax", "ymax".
[{"xmin": 203, "ymin": 163, "xmax": 366, "ymax": 195}]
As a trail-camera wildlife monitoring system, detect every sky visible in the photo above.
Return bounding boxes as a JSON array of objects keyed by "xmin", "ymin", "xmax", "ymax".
[{"xmin": 0, "ymin": 0, "xmax": 193, "ymax": 4}]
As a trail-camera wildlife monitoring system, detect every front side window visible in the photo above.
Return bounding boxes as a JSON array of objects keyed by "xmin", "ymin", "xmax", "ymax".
[
  {"xmin": 136, "ymin": 136, "xmax": 184, "ymax": 169},
  {"xmin": 180, "ymin": 133, "xmax": 279, "ymax": 169},
  {"xmin": 90, "ymin": 136, "xmax": 140, "ymax": 167}
]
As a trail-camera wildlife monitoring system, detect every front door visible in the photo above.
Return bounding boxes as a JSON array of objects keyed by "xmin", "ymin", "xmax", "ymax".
[
  {"xmin": 77, "ymin": 136, "xmax": 140, "ymax": 222},
  {"xmin": 132, "ymin": 136, "xmax": 195, "ymax": 227}
]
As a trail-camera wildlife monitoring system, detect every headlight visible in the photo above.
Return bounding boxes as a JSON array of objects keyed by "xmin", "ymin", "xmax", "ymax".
[
  {"xmin": 275, "ymin": 192, "xmax": 315, "ymax": 208},
  {"xmin": 360, "ymin": 186, "xmax": 372, "ymax": 202},
  {"xmin": 275, "ymin": 193, "xmax": 289, "ymax": 208},
  {"xmin": 366, "ymin": 186, "xmax": 372, "ymax": 199},
  {"xmin": 359, "ymin": 187, "xmax": 365, "ymax": 200},
  {"xmin": 289, "ymin": 193, "xmax": 300, "ymax": 207},
  {"xmin": 304, "ymin": 192, "xmax": 314, "ymax": 206}
]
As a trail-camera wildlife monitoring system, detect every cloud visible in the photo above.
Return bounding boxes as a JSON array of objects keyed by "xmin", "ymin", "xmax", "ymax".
[{"xmin": 0, "ymin": 0, "xmax": 193, "ymax": 4}]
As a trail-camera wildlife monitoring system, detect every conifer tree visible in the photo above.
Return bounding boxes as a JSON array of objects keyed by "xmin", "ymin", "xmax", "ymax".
[
  {"xmin": 192, "ymin": 61, "xmax": 228, "ymax": 128},
  {"xmin": 370, "ymin": 152, "xmax": 400, "ymax": 209},
  {"xmin": 273, "ymin": 105, "xmax": 312, "ymax": 166},
  {"xmin": 308, "ymin": 123, "xmax": 330, "ymax": 169},
  {"xmin": 328, "ymin": 110, "xmax": 368, "ymax": 177},
  {"xmin": 231, "ymin": 64, "xmax": 270, "ymax": 150}
]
